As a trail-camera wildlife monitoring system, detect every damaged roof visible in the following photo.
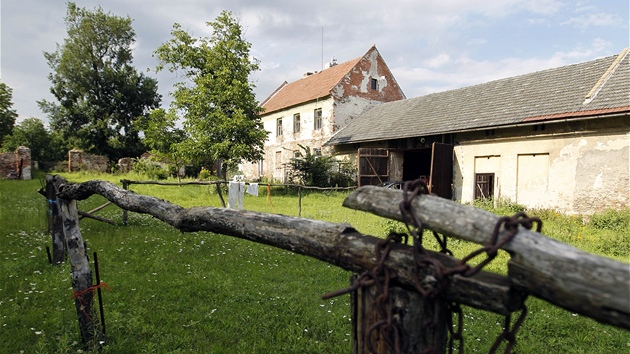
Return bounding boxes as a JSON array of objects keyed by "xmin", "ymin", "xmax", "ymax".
[
  {"xmin": 326, "ymin": 49, "xmax": 630, "ymax": 146},
  {"xmin": 260, "ymin": 56, "xmax": 362, "ymax": 115}
]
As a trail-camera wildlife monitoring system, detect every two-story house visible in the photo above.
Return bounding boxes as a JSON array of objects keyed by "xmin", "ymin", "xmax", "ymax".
[{"xmin": 240, "ymin": 45, "xmax": 405, "ymax": 182}]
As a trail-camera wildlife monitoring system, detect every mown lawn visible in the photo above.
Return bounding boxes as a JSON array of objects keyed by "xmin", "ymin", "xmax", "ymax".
[{"xmin": 1, "ymin": 172, "xmax": 628, "ymax": 353}]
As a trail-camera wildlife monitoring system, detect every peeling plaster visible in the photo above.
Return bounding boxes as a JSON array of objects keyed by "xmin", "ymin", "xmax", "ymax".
[{"xmin": 360, "ymin": 50, "xmax": 388, "ymax": 93}]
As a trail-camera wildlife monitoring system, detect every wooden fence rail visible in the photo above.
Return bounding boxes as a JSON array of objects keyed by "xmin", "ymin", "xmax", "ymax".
[
  {"xmin": 47, "ymin": 176, "xmax": 629, "ymax": 352},
  {"xmin": 344, "ymin": 186, "xmax": 630, "ymax": 330}
]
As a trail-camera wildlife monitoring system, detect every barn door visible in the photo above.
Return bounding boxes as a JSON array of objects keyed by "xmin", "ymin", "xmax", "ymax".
[
  {"xmin": 358, "ymin": 148, "xmax": 389, "ymax": 186},
  {"xmin": 428, "ymin": 143, "xmax": 453, "ymax": 199}
]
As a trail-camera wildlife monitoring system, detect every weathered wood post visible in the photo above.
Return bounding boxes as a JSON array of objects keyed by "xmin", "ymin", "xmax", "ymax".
[
  {"xmin": 44, "ymin": 175, "xmax": 66, "ymax": 264},
  {"xmin": 46, "ymin": 175, "xmax": 97, "ymax": 343},
  {"xmin": 59, "ymin": 195, "xmax": 96, "ymax": 343},
  {"xmin": 351, "ymin": 279, "xmax": 447, "ymax": 353},
  {"xmin": 216, "ymin": 181, "xmax": 226, "ymax": 208},
  {"xmin": 121, "ymin": 180, "xmax": 129, "ymax": 225},
  {"xmin": 298, "ymin": 185, "xmax": 303, "ymax": 217}
]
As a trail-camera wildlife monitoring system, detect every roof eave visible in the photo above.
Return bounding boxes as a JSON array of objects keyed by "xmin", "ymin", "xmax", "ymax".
[{"xmin": 326, "ymin": 109, "xmax": 630, "ymax": 146}]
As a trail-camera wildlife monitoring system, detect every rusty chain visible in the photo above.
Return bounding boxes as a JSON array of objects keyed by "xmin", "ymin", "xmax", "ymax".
[
  {"xmin": 324, "ymin": 177, "xmax": 541, "ymax": 353},
  {"xmin": 323, "ymin": 232, "xmax": 409, "ymax": 353}
]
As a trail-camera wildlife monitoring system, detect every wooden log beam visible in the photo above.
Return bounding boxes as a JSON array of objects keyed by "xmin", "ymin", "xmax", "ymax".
[
  {"xmin": 78, "ymin": 210, "xmax": 116, "ymax": 225},
  {"xmin": 343, "ymin": 186, "xmax": 630, "ymax": 330},
  {"xmin": 85, "ymin": 201, "xmax": 112, "ymax": 215},
  {"xmin": 57, "ymin": 179, "xmax": 522, "ymax": 315}
]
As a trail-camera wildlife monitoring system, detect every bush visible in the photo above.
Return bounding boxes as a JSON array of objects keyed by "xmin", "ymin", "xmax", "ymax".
[
  {"xmin": 131, "ymin": 158, "xmax": 168, "ymax": 180},
  {"xmin": 590, "ymin": 208, "xmax": 630, "ymax": 231},
  {"xmin": 198, "ymin": 167, "xmax": 211, "ymax": 180},
  {"xmin": 285, "ymin": 145, "xmax": 356, "ymax": 187}
]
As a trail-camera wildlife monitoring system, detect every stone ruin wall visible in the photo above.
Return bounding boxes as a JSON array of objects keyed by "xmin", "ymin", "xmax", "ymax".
[
  {"xmin": 0, "ymin": 146, "xmax": 31, "ymax": 180},
  {"xmin": 68, "ymin": 149, "xmax": 109, "ymax": 173}
]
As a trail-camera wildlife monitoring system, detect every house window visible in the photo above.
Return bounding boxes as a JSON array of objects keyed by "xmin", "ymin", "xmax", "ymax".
[
  {"xmin": 293, "ymin": 113, "xmax": 301, "ymax": 133},
  {"xmin": 276, "ymin": 118, "xmax": 283, "ymax": 136},
  {"xmin": 258, "ymin": 159, "xmax": 264, "ymax": 176},
  {"xmin": 371, "ymin": 78, "xmax": 378, "ymax": 90},
  {"xmin": 474, "ymin": 173, "xmax": 494, "ymax": 199},
  {"xmin": 314, "ymin": 108, "xmax": 322, "ymax": 130},
  {"xmin": 275, "ymin": 151, "xmax": 282, "ymax": 170},
  {"xmin": 313, "ymin": 148, "xmax": 322, "ymax": 156}
]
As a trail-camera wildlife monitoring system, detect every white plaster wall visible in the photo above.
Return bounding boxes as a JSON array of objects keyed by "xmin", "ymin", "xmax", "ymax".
[
  {"xmin": 262, "ymin": 98, "xmax": 336, "ymax": 146},
  {"xmin": 454, "ymin": 131, "xmax": 629, "ymax": 214},
  {"xmin": 333, "ymin": 95, "xmax": 388, "ymax": 130}
]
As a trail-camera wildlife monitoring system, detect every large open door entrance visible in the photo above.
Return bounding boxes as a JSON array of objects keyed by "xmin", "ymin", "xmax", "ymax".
[{"xmin": 402, "ymin": 143, "xmax": 453, "ymax": 199}]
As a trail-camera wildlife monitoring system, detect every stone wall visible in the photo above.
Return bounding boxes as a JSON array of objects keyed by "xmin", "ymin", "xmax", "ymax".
[
  {"xmin": 68, "ymin": 149, "xmax": 109, "ymax": 173},
  {"xmin": 0, "ymin": 146, "xmax": 31, "ymax": 180}
]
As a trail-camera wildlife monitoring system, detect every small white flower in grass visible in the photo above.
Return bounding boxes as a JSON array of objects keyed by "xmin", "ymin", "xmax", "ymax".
[{"xmin": 572, "ymin": 313, "xmax": 578, "ymax": 317}]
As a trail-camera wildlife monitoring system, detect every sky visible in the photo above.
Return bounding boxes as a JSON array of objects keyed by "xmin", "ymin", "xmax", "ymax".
[{"xmin": 1, "ymin": 0, "xmax": 628, "ymax": 124}]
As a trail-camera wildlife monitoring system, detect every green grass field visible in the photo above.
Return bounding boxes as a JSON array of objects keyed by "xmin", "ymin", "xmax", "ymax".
[{"xmin": 1, "ymin": 172, "xmax": 628, "ymax": 353}]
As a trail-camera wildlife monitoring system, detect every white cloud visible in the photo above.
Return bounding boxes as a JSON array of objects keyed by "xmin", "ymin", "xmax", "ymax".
[
  {"xmin": 562, "ymin": 13, "xmax": 625, "ymax": 28},
  {"xmin": 424, "ymin": 53, "xmax": 451, "ymax": 68},
  {"xmin": 394, "ymin": 38, "xmax": 620, "ymax": 98}
]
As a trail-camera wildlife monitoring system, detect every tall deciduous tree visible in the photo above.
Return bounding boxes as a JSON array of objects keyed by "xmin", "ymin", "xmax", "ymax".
[
  {"xmin": 0, "ymin": 81, "xmax": 18, "ymax": 146},
  {"xmin": 154, "ymin": 11, "xmax": 267, "ymax": 180},
  {"xmin": 39, "ymin": 2, "xmax": 160, "ymax": 160}
]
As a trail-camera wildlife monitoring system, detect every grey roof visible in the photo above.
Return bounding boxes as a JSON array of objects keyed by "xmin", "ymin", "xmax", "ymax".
[{"xmin": 327, "ymin": 49, "xmax": 630, "ymax": 146}]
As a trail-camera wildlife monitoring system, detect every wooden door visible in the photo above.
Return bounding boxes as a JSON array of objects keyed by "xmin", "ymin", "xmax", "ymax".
[
  {"xmin": 428, "ymin": 143, "xmax": 453, "ymax": 199},
  {"xmin": 358, "ymin": 148, "xmax": 389, "ymax": 186}
]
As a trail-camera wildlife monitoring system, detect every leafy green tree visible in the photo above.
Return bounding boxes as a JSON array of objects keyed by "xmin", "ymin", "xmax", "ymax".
[
  {"xmin": 138, "ymin": 108, "xmax": 185, "ymax": 157},
  {"xmin": 39, "ymin": 2, "xmax": 160, "ymax": 160},
  {"xmin": 136, "ymin": 108, "xmax": 187, "ymax": 177},
  {"xmin": 1, "ymin": 118, "xmax": 67, "ymax": 162},
  {"xmin": 0, "ymin": 81, "xmax": 18, "ymax": 146},
  {"xmin": 154, "ymin": 11, "xmax": 267, "ymax": 180}
]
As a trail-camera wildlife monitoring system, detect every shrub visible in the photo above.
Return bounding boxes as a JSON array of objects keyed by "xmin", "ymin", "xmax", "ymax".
[
  {"xmin": 131, "ymin": 158, "xmax": 168, "ymax": 180},
  {"xmin": 590, "ymin": 208, "xmax": 630, "ymax": 231},
  {"xmin": 285, "ymin": 145, "xmax": 356, "ymax": 187}
]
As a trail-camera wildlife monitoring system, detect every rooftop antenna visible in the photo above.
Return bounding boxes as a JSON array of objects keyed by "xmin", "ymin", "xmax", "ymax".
[{"xmin": 321, "ymin": 27, "xmax": 324, "ymax": 71}]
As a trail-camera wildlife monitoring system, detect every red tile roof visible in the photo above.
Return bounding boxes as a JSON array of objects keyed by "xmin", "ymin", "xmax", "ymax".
[{"xmin": 261, "ymin": 56, "xmax": 362, "ymax": 115}]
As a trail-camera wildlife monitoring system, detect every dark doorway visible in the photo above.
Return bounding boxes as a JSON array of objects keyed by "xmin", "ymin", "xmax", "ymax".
[
  {"xmin": 403, "ymin": 149, "xmax": 431, "ymax": 181},
  {"xmin": 402, "ymin": 143, "xmax": 453, "ymax": 199}
]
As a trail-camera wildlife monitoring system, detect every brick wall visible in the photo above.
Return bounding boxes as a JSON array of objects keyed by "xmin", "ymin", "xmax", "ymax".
[{"xmin": 0, "ymin": 146, "xmax": 31, "ymax": 180}]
